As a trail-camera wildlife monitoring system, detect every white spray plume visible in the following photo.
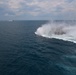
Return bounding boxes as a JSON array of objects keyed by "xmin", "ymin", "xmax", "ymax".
[{"xmin": 35, "ymin": 22, "xmax": 76, "ymax": 43}]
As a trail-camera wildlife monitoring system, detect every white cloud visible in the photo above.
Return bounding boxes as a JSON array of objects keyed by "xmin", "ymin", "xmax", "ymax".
[
  {"xmin": 28, "ymin": 11, "xmax": 40, "ymax": 16},
  {"xmin": 62, "ymin": 1, "xmax": 76, "ymax": 12},
  {"xmin": 7, "ymin": 0, "xmax": 25, "ymax": 9},
  {"xmin": 0, "ymin": 1, "xmax": 3, "ymax": 4},
  {"xmin": 0, "ymin": 0, "xmax": 76, "ymax": 16},
  {"xmin": 4, "ymin": 13, "xmax": 14, "ymax": 16},
  {"xmin": 25, "ymin": 0, "xmax": 76, "ymax": 15}
]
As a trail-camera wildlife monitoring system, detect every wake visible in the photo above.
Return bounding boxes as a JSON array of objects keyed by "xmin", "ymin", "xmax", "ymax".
[{"xmin": 35, "ymin": 22, "xmax": 76, "ymax": 43}]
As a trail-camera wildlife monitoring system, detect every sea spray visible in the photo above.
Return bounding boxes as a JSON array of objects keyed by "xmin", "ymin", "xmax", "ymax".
[{"xmin": 35, "ymin": 22, "xmax": 76, "ymax": 43}]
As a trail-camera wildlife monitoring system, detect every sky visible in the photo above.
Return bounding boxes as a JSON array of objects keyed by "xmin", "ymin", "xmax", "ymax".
[{"xmin": 0, "ymin": 0, "xmax": 76, "ymax": 20}]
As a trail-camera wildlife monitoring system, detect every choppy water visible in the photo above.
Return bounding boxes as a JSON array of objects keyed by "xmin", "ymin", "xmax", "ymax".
[{"xmin": 0, "ymin": 20, "xmax": 76, "ymax": 75}]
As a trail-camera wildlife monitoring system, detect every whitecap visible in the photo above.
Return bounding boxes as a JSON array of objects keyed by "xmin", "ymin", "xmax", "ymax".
[{"xmin": 35, "ymin": 22, "xmax": 76, "ymax": 43}]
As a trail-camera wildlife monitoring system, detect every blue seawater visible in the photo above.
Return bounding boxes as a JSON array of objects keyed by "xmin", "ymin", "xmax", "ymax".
[{"xmin": 0, "ymin": 20, "xmax": 76, "ymax": 75}]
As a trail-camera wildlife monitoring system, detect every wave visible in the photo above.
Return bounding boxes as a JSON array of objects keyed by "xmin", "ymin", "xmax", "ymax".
[{"xmin": 35, "ymin": 22, "xmax": 76, "ymax": 43}]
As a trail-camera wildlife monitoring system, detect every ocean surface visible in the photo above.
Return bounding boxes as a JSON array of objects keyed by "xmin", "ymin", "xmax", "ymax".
[{"xmin": 0, "ymin": 20, "xmax": 76, "ymax": 75}]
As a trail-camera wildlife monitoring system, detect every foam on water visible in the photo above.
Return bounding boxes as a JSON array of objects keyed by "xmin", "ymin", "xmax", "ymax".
[{"xmin": 35, "ymin": 22, "xmax": 76, "ymax": 43}]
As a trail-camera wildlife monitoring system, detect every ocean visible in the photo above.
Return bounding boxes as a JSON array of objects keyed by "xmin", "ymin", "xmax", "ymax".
[{"xmin": 0, "ymin": 20, "xmax": 76, "ymax": 75}]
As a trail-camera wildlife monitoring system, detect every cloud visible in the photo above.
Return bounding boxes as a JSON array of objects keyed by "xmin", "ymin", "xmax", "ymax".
[
  {"xmin": 62, "ymin": 1, "xmax": 76, "ymax": 12},
  {"xmin": 4, "ymin": 13, "xmax": 14, "ymax": 16},
  {"xmin": 0, "ymin": 1, "xmax": 3, "ymax": 4},
  {"xmin": 0, "ymin": 0, "xmax": 76, "ymax": 17}
]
